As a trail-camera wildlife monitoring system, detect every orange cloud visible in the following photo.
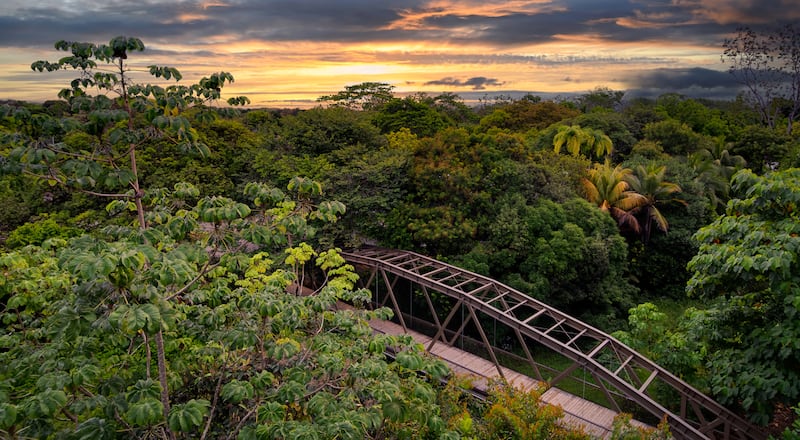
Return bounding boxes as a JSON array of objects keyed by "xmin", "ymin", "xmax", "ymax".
[
  {"xmin": 386, "ymin": 0, "xmax": 564, "ymax": 31},
  {"xmin": 672, "ymin": 0, "xmax": 800, "ymax": 25}
]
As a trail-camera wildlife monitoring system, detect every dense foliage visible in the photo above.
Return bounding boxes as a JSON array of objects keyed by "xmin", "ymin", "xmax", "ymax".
[
  {"xmin": 2, "ymin": 33, "xmax": 800, "ymax": 436},
  {"xmin": 687, "ymin": 169, "xmax": 800, "ymax": 424}
]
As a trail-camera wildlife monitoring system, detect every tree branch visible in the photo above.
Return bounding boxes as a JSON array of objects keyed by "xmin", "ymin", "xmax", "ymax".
[{"xmin": 200, "ymin": 373, "xmax": 225, "ymax": 440}]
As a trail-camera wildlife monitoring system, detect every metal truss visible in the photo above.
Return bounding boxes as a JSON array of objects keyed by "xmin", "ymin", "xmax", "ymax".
[{"xmin": 341, "ymin": 247, "xmax": 766, "ymax": 440}]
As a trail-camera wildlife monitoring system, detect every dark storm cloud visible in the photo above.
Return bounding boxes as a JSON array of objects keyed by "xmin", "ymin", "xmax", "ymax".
[
  {"xmin": 424, "ymin": 76, "xmax": 505, "ymax": 90},
  {"xmin": 631, "ymin": 68, "xmax": 739, "ymax": 90},
  {"xmin": 2, "ymin": 0, "xmax": 798, "ymax": 49},
  {"xmin": 626, "ymin": 67, "xmax": 744, "ymax": 99},
  {"xmin": 410, "ymin": 0, "xmax": 800, "ymax": 47},
  {"xmin": 0, "ymin": 1, "xmax": 423, "ymax": 46}
]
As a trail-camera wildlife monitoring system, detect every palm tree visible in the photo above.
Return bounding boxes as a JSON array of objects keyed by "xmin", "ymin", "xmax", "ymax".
[
  {"xmin": 581, "ymin": 160, "xmax": 646, "ymax": 233},
  {"xmin": 553, "ymin": 125, "xmax": 587, "ymax": 156},
  {"xmin": 624, "ymin": 163, "xmax": 685, "ymax": 243},
  {"xmin": 553, "ymin": 125, "xmax": 614, "ymax": 159},
  {"xmin": 690, "ymin": 143, "xmax": 746, "ymax": 212},
  {"xmin": 584, "ymin": 127, "xmax": 614, "ymax": 159}
]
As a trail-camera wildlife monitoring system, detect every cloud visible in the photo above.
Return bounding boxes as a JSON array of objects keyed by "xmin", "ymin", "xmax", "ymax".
[
  {"xmin": 629, "ymin": 67, "xmax": 738, "ymax": 89},
  {"xmin": 624, "ymin": 67, "xmax": 743, "ymax": 99},
  {"xmin": 0, "ymin": 0, "xmax": 795, "ymax": 106},
  {"xmin": 2, "ymin": 0, "xmax": 798, "ymax": 51},
  {"xmin": 424, "ymin": 76, "xmax": 505, "ymax": 90}
]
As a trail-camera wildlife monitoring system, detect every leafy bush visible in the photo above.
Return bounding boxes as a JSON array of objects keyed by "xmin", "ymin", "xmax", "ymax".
[{"xmin": 5, "ymin": 215, "xmax": 82, "ymax": 248}]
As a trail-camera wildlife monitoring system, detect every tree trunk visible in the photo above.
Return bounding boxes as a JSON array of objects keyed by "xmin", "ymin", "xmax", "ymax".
[{"xmin": 154, "ymin": 330, "xmax": 175, "ymax": 440}]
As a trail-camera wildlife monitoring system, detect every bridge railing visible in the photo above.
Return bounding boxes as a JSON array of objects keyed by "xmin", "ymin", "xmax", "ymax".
[{"xmin": 341, "ymin": 247, "xmax": 766, "ymax": 440}]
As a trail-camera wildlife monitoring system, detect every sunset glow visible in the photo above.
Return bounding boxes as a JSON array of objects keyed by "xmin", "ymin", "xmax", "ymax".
[{"xmin": 1, "ymin": 0, "xmax": 798, "ymax": 107}]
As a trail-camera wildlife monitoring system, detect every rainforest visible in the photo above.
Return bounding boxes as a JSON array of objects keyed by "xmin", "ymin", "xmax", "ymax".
[{"xmin": 0, "ymin": 34, "xmax": 799, "ymax": 439}]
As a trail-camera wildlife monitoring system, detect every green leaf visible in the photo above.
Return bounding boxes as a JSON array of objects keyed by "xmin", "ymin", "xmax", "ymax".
[
  {"xmin": 250, "ymin": 370, "xmax": 275, "ymax": 389},
  {"xmin": 413, "ymin": 383, "xmax": 436, "ymax": 404},
  {"xmin": 71, "ymin": 364, "xmax": 101, "ymax": 387},
  {"xmin": 381, "ymin": 399, "xmax": 406, "ymax": 423},
  {"xmin": 125, "ymin": 398, "xmax": 164, "ymax": 426},
  {"xmin": 276, "ymin": 381, "xmax": 305, "ymax": 404},
  {"xmin": 74, "ymin": 417, "xmax": 115, "ymax": 440},
  {"xmin": 221, "ymin": 380, "xmax": 254, "ymax": 404},
  {"xmin": 28, "ymin": 389, "xmax": 67, "ymax": 417},
  {"xmin": 109, "ymin": 304, "xmax": 155, "ymax": 334},
  {"xmin": 395, "ymin": 351, "xmax": 423, "ymax": 370},
  {"xmin": 257, "ymin": 401, "xmax": 286, "ymax": 423},
  {"xmin": 127, "ymin": 378, "xmax": 161, "ymax": 403},
  {"xmin": 271, "ymin": 338, "xmax": 301, "ymax": 360},
  {"xmin": 367, "ymin": 338, "xmax": 386, "ymax": 354},
  {"xmin": 168, "ymin": 399, "xmax": 209, "ymax": 432},
  {"xmin": 0, "ymin": 403, "xmax": 18, "ymax": 430}
]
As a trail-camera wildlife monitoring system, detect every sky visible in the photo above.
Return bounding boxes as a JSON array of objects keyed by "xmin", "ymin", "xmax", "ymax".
[{"xmin": 1, "ymin": 0, "xmax": 798, "ymax": 108}]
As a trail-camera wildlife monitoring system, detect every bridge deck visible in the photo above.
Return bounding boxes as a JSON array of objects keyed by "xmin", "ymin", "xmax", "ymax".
[{"xmin": 366, "ymin": 313, "xmax": 647, "ymax": 439}]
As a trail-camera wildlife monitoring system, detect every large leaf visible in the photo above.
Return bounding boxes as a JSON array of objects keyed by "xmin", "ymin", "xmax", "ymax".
[
  {"xmin": 221, "ymin": 380, "xmax": 254, "ymax": 404},
  {"xmin": 381, "ymin": 399, "xmax": 406, "ymax": 423},
  {"xmin": 125, "ymin": 398, "xmax": 164, "ymax": 426},
  {"xmin": 26, "ymin": 389, "xmax": 67, "ymax": 418},
  {"xmin": 168, "ymin": 399, "xmax": 209, "ymax": 432},
  {"xmin": 395, "ymin": 351, "xmax": 424, "ymax": 371},
  {"xmin": 257, "ymin": 401, "xmax": 286, "ymax": 423},
  {"xmin": 127, "ymin": 378, "xmax": 161, "ymax": 403},
  {"xmin": 73, "ymin": 417, "xmax": 115, "ymax": 440},
  {"xmin": 0, "ymin": 403, "xmax": 17, "ymax": 430}
]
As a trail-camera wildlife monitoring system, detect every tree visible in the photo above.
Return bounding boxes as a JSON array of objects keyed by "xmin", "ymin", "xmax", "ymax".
[
  {"xmin": 568, "ymin": 112, "xmax": 638, "ymax": 159},
  {"xmin": 270, "ymin": 106, "xmax": 384, "ymax": 155},
  {"xmin": 686, "ymin": 168, "xmax": 800, "ymax": 425},
  {"xmin": 0, "ymin": 188, "xmax": 455, "ymax": 438},
  {"xmin": 462, "ymin": 194, "xmax": 636, "ymax": 326},
  {"xmin": 624, "ymin": 163, "xmax": 685, "ymax": 243},
  {"xmin": 575, "ymin": 86, "xmax": 625, "ymax": 113},
  {"xmin": 621, "ymin": 156, "xmax": 715, "ymax": 299},
  {"xmin": 654, "ymin": 93, "xmax": 734, "ymax": 139},
  {"xmin": 372, "ymin": 96, "xmax": 448, "ymax": 137},
  {"xmin": 689, "ymin": 143, "xmax": 746, "ymax": 211},
  {"xmin": 612, "ymin": 303, "xmax": 710, "ymax": 397},
  {"xmin": 0, "ymin": 37, "xmax": 475, "ymax": 440},
  {"xmin": 479, "ymin": 100, "xmax": 580, "ymax": 132},
  {"xmin": 317, "ymin": 82, "xmax": 395, "ymax": 111},
  {"xmin": 430, "ymin": 92, "xmax": 479, "ymax": 125},
  {"xmin": 581, "ymin": 159, "xmax": 645, "ymax": 233},
  {"xmin": 642, "ymin": 118, "xmax": 709, "ymax": 156},
  {"xmin": 728, "ymin": 124, "xmax": 793, "ymax": 173},
  {"xmin": 722, "ymin": 24, "xmax": 800, "ymax": 134},
  {"xmin": 553, "ymin": 125, "xmax": 613, "ymax": 159},
  {"xmin": 6, "ymin": 38, "xmax": 252, "ymax": 434},
  {"xmin": 21, "ymin": 37, "xmax": 248, "ymax": 228}
]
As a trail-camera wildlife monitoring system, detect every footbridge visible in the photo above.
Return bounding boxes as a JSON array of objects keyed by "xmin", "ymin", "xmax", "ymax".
[{"xmin": 341, "ymin": 247, "xmax": 766, "ymax": 440}]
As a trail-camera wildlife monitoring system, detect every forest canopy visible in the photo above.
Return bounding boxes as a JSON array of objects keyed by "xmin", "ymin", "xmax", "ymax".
[{"xmin": 1, "ymin": 34, "xmax": 799, "ymax": 438}]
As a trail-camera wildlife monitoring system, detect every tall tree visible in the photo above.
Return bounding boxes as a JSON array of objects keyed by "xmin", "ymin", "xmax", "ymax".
[
  {"xmin": 687, "ymin": 168, "xmax": 800, "ymax": 425},
  {"xmin": 317, "ymin": 82, "xmax": 395, "ymax": 111},
  {"xmin": 5, "ymin": 36, "xmax": 250, "ymax": 438},
  {"xmin": 372, "ymin": 96, "xmax": 448, "ymax": 137},
  {"xmin": 1, "ymin": 38, "xmax": 467, "ymax": 440},
  {"xmin": 689, "ymin": 143, "xmax": 746, "ymax": 211},
  {"xmin": 728, "ymin": 124, "xmax": 793, "ymax": 173},
  {"xmin": 575, "ymin": 86, "xmax": 625, "ymax": 113},
  {"xmin": 624, "ymin": 163, "xmax": 685, "ymax": 243},
  {"xmin": 553, "ymin": 125, "xmax": 613, "ymax": 159},
  {"xmin": 581, "ymin": 159, "xmax": 645, "ymax": 233},
  {"xmin": 722, "ymin": 24, "xmax": 800, "ymax": 134}
]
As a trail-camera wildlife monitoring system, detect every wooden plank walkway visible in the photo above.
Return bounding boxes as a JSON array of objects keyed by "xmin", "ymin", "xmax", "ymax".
[{"xmin": 365, "ymin": 316, "xmax": 649, "ymax": 439}]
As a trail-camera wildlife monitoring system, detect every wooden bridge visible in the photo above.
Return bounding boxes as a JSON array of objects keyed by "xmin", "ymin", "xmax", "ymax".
[{"xmin": 341, "ymin": 247, "xmax": 767, "ymax": 440}]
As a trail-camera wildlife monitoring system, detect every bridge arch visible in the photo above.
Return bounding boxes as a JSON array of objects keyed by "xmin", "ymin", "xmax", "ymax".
[{"xmin": 341, "ymin": 247, "xmax": 766, "ymax": 440}]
